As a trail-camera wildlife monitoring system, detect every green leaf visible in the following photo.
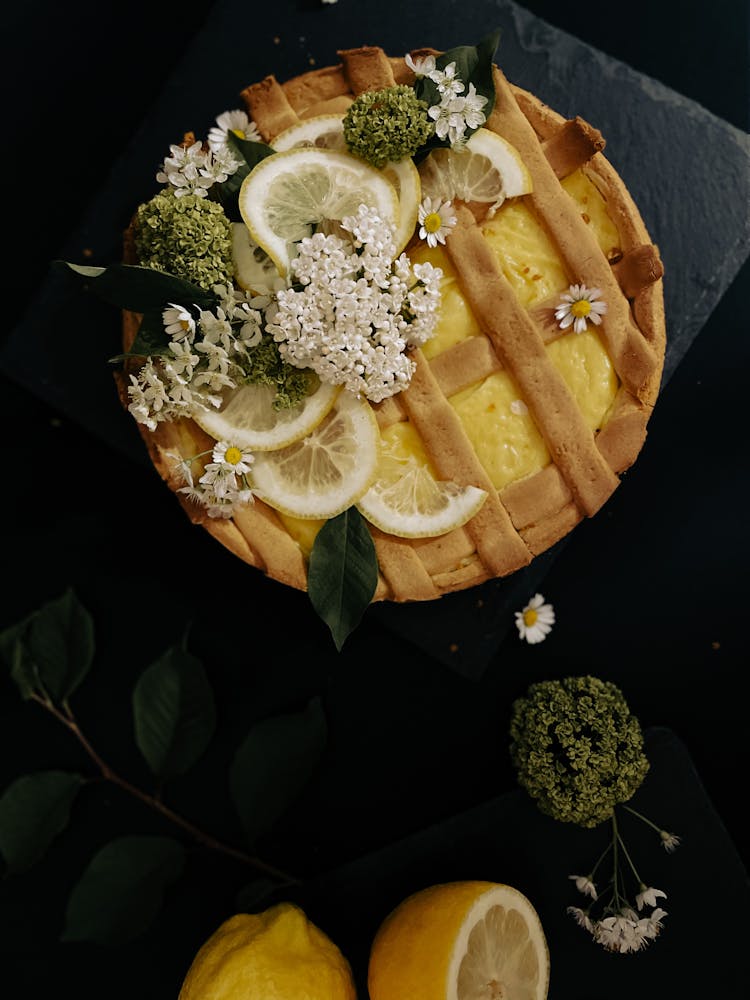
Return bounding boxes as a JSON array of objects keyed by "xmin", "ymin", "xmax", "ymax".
[
  {"xmin": 213, "ymin": 132, "xmax": 275, "ymax": 221},
  {"xmin": 109, "ymin": 309, "xmax": 172, "ymax": 362},
  {"xmin": 307, "ymin": 507, "xmax": 378, "ymax": 651},
  {"xmin": 414, "ymin": 29, "xmax": 501, "ymax": 155},
  {"xmin": 55, "ymin": 260, "xmax": 216, "ymax": 313},
  {"xmin": 0, "ymin": 771, "xmax": 84, "ymax": 875},
  {"xmin": 61, "ymin": 835, "xmax": 185, "ymax": 945},
  {"xmin": 0, "ymin": 613, "xmax": 41, "ymax": 699},
  {"xmin": 27, "ymin": 589, "xmax": 94, "ymax": 705},
  {"xmin": 132, "ymin": 646, "xmax": 216, "ymax": 781},
  {"xmin": 229, "ymin": 697, "xmax": 327, "ymax": 846}
]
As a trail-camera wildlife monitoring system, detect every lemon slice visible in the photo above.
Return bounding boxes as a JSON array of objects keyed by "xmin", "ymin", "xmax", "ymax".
[
  {"xmin": 238, "ymin": 148, "xmax": 400, "ymax": 276},
  {"xmin": 418, "ymin": 127, "xmax": 533, "ymax": 215},
  {"xmin": 192, "ymin": 380, "xmax": 341, "ymax": 451},
  {"xmin": 368, "ymin": 881, "xmax": 550, "ymax": 1000},
  {"xmin": 271, "ymin": 114, "xmax": 348, "ymax": 152},
  {"xmin": 356, "ymin": 424, "xmax": 486, "ymax": 538},
  {"xmin": 271, "ymin": 114, "xmax": 420, "ymax": 254},
  {"xmin": 231, "ymin": 222, "xmax": 282, "ymax": 292},
  {"xmin": 250, "ymin": 389, "xmax": 379, "ymax": 518}
]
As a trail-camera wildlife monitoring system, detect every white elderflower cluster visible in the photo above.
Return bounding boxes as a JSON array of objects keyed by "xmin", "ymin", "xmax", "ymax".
[
  {"xmin": 156, "ymin": 138, "xmax": 240, "ymax": 198},
  {"xmin": 126, "ymin": 286, "xmax": 269, "ymax": 431},
  {"xmin": 267, "ymin": 205, "xmax": 442, "ymax": 402},
  {"xmin": 423, "ymin": 60, "xmax": 488, "ymax": 147}
]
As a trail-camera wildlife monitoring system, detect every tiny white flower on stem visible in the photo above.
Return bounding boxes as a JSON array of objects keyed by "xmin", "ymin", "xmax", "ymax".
[
  {"xmin": 659, "ymin": 830, "xmax": 681, "ymax": 852},
  {"xmin": 405, "ymin": 52, "xmax": 436, "ymax": 78},
  {"xmin": 515, "ymin": 593, "xmax": 555, "ymax": 644},
  {"xmin": 429, "ymin": 61, "xmax": 464, "ymax": 99},
  {"xmin": 163, "ymin": 303, "xmax": 196, "ymax": 341},
  {"xmin": 555, "ymin": 283, "xmax": 607, "ymax": 334},
  {"xmin": 566, "ymin": 906, "xmax": 594, "ymax": 933},
  {"xmin": 635, "ymin": 885, "xmax": 667, "ymax": 911},
  {"xmin": 208, "ymin": 109, "xmax": 260, "ymax": 152},
  {"xmin": 568, "ymin": 874, "xmax": 598, "ymax": 900},
  {"xmin": 418, "ymin": 196, "xmax": 457, "ymax": 247},
  {"xmin": 641, "ymin": 907, "xmax": 668, "ymax": 940},
  {"xmin": 212, "ymin": 441, "xmax": 254, "ymax": 475}
]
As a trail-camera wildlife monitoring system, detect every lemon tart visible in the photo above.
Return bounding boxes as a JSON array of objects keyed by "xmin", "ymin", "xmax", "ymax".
[{"xmin": 117, "ymin": 42, "xmax": 665, "ymax": 605}]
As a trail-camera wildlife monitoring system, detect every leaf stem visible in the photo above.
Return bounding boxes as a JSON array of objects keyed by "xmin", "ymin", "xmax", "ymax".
[{"xmin": 30, "ymin": 694, "xmax": 298, "ymax": 887}]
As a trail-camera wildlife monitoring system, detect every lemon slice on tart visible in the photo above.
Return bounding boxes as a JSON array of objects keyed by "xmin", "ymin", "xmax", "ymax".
[
  {"xmin": 356, "ymin": 423, "xmax": 486, "ymax": 538},
  {"xmin": 270, "ymin": 114, "xmax": 420, "ymax": 255},
  {"xmin": 231, "ymin": 222, "xmax": 282, "ymax": 293},
  {"xmin": 250, "ymin": 389, "xmax": 379, "ymax": 519},
  {"xmin": 191, "ymin": 380, "xmax": 341, "ymax": 452},
  {"xmin": 418, "ymin": 127, "xmax": 533, "ymax": 214},
  {"xmin": 238, "ymin": 147, "xmax": 400, "ymax": 276}
]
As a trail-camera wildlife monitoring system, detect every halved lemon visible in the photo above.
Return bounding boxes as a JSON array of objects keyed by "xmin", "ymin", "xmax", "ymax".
[
  {"xmin": 356, "ymin": 423, "xmax": 486, "ymax": 537},
  {"xmin": 368, "ymin": 881, "xmax": 550, "ymax": 1000},
  {"xmin": 271, "ymin": 114, "xmax": 420, "ymax": 254},
  {"xmin": 238, "ymin": 148, "xmax": 400, "ymax": 276},
  {"xmin": 418, "ymin": 128, "xmax": 533, "ymax": 215},
  {"xmin": 231, "ymin": 222, "xmax": 282, "ymax": 293},
  {"xmin": 192, "ymin": 380, "xmax": 341, "ymax": 451},
  {"xmin": 250, "ymin": 389, "xmax": 379, "ymax": 518}
]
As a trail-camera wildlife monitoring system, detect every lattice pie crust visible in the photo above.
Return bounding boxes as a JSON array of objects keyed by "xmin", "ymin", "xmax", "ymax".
[{"xmin": 119, "ymin": 46, "xmax": 666, "ymax": 603}]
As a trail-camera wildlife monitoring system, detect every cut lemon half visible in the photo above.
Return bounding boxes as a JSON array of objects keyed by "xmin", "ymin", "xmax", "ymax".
[
  {"xmin": 238, "ymin": 148, "xmax": 400, "ymax": 276},
  {"xmin": 271, "ymin": 114, "xmax": 420, "ymax": 254},
  {"xmin": 356, "ymin": 424, "xmax": 486, "ymax": 538},
  {"xmin": 231, "ymin": 222, "xmax": 282, "ymax": 293},
  {"xmin": 368, "ymin": 881, "xmax": 550, "ymax": 1000},
  {"xmin": 418, "ymin": 128, "xmax": 533, "ymax": 215},
  {"xmin": 192, "ymin": 380, "xmax": 341, "ymax": 452},
  {"xmin": 250, "ymin": 389, "xmax": 379, "ymax": 519}
]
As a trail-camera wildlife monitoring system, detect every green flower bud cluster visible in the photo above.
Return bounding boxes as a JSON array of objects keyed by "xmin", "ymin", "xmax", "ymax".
[
  {"xmin": 242, "ymin": 334, "xmax": 317, "ymax": 410},
  {"xmin": 509, "ymin": 675, "xmax": 650, "ymax": 828},
  {"xmin": 343, "ymin": 85, "xmax": 433, "ymax": 168},
  {"xmin": 134, "ymin": 191, "xmax": 233, "ymax": 291}
]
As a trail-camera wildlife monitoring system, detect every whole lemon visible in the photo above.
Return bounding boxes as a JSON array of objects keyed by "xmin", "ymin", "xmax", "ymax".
[
  {"xmin": 368, "ymin": 880, "xmax": 549, "ymax": 1000},
  {"xmin": 178, "ymin": 902, "xmax": 358, "ymax": 1000}
]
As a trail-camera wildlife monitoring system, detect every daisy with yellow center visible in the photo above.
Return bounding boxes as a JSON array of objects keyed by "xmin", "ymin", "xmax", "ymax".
[
  {"xmin": 213, "ymin": 440, "xmax": 254, "ymax": 475},
  {"xmin": 418, "ymin": 196, "xmax": 457, "ymax": 248},
  {"xmin": 555, "ymin": 283, "xmax": 607, "ymax": 334},
  {"xmin": 515, "ymin": 592, "xmax": 555, "ymax": 644},
  {"xmin": 162, "ymin": 303, "xmax": 196, "ymax": 341}
]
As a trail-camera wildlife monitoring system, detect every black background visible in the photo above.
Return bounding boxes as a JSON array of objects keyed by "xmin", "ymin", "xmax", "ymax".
[{"xmin": 1, "ymin": 1, "xmax": 749, "ymax": 997}]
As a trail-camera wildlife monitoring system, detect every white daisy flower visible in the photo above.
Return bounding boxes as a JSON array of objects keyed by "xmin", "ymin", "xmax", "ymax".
[
  {"xmin": 515, "ymin": 593, "xmax": 555, "ymax": 644},
  {"xmin": 554, "ymin": 283, "xmax": 607, "ymax": 334},
  {"xmin": 405, "ymin": 52, "xmax": 436, "ymax": 78},
  {"xmin": 635, "ymin": 885, "xmax": 667, "ymax": 911},
  {"xmin": 660, "ymin": 830, "xmax": 681, "ymax": 853},
  {"xmin": 212, "ymin": 441, "xmax": 254, "ymax": 475},
  {"xmin": 162, "ymin": 303, "xmax": 196, "ymax": 341},
  {"xmin": 568, "ymin": 874, "xmax": 598, "ymax": 900},
  {"xmin": 418, "ymin": 196, "xmax": 457, "ymax": 247},
  {"xmin": 207, "ymin": 109, "xmax": 260, "ymax": 152}
]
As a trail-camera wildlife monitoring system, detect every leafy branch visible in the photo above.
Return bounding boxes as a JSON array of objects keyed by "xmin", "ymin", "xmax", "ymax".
[{"xmin": 0, "ymin": 589, "xmax": 329, "ymax": 944}]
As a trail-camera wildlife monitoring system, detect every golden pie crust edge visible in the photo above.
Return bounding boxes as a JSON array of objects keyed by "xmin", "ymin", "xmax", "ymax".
[{"xmin": 117, "ymin": 47, "xmax": 666, "ymax": 605}]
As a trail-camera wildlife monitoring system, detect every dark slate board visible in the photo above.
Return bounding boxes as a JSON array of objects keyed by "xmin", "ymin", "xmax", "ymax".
[
  {"xmin": 1, "ymin": 0, "xmax": 748, "ymax": 679},
  {"xmin": 282, "ymin": 728, "xmax": 750, "ymax": 998}
]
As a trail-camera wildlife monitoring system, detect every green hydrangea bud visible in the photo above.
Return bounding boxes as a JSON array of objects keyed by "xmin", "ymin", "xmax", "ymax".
[
  {"xmin": 343, "ymin": 85, "xmax": 433, "ymax": 168},
  {"xmin": 509, "ymin": 675, "xmax": 649, "ymax": 828},
  {"xmin": 134, "ymin": 191, "xmax": 233, "ymax": 291}
]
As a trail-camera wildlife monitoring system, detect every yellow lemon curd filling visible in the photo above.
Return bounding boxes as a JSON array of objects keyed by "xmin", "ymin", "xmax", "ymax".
[{"xmin": 281, "ymin": 168, "xmax": 620, "ymax": 552}]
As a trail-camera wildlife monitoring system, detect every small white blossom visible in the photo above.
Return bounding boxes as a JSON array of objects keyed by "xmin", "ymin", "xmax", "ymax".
[
  {"xmin": 515, "ymin": 593, "xmax": 555, "ymax": 644},
  {"xmin": 427, "ymin": 67, "xmax": 487, "ymax": 147},
  {"xmin": 162, "ymin": 303, "xmax": 196, "ymax": 340},
  {"xmin": 207, "ymin": 109, "xmax": 260, "ymax": 155},
  {"xmin": 635, "ymin": 885, "xmax": 667, "ymax": 911},
  {"xmin": 568, "ymin": 874, "xmax": 598, "ymax": 901},
  {"xmin": 566, "ymin": 906, "xmax": 594, "ymax": 933},
  {"xmin": 555, "ymin": 283, "xmax": 607, "ymax": 334},
  {"xmin": 429, "ymin": 61, "xmax": 464, "ymax": 99},
  {"xmin": 640, "ymin": 907, "xmax": 668, "ymax": 940},
  {"xmin": 156, "ymin": 137, "xmax": 239, "ymax": 197},
  {"xmin": 418, "ymin": 196, "xmax": 457, "ymax": 248},
  {"xmin": 405, "ymin": 52, "xmax": 436, "ymax": 78},
  {"xmin": 594, "ymin": 913, "xmax": 648, "ymax": 954},
  {"xmin": 660, "ymin": 830, "xmax": 681, "ymax": 853}
]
